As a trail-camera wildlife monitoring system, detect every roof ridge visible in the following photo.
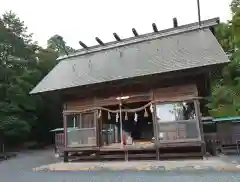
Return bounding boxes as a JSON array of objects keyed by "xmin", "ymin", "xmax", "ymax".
[{"xmin": 58, "ymin": 17, "xmax": 219, "ymax": 61}]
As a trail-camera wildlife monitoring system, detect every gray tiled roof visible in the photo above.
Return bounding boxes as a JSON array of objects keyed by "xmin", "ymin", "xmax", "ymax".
[{"xmin": 30, "ymin": 19, "xmax": 229, "ymax": 94}]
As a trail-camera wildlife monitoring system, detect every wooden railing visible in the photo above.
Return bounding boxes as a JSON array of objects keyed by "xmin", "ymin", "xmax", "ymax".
[{"xmin": 55, "ymin": 133, "xmax": 64, "ymax": 148}]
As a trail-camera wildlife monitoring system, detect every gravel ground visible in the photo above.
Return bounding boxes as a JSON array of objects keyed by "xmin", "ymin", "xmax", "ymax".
[
  {"xmin": 33, "ymin": 157, "xmax": 239, "ymax": 172},
  {"xmin": 14, "ymin": 171, "xmax": 240, "ymax": 182},
  {"xmin": 1, "ymin": 149, "xmax": 240, "ymax": 182}
]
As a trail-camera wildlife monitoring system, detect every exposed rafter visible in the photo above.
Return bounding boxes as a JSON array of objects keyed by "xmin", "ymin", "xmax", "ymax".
[
  {"xmin": 152, "ymin": 23, "xmax": 158, "ymax": 32},
  {"xmin": 95, "ymin": 37, "xmax": 104, "ymax": 45},
  {"xmin": 173, "ymin": 17, "xmax": 178, "ymax": 28},
  {"xmin": 132, "ymin": 28, "xmax": 139, "ymax": 37},
  {"xmin": 113, "ymin": 33, "xmax": 121, "ymax": 41},
  {"xmin": 57, "ymin": 17, "xmax": 220, "ymax": 60},
  {"xmin": 79, "ymin": 41, "xmax": 88, "ymax": 49}
]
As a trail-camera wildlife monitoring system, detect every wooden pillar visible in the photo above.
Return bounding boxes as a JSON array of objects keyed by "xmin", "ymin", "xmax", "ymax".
[
  {"xmin": 194, "ymin": 99, "xmax": 206, "ymax": 156},
  {"xmin": 63, "ymin": 113, "xmax": 68, "ymax": 148},
  {"xmin": 95, "ymin": 111, "xmax": 99, "ymax": 147},
  {"xmin": 124, "ymin": 150, "xmax": 128, "ymax": 161},
  {"xmin": 153, "ymin": 104, "xmax": 159, "ymax": 140},
  {"xmin": 152, "ymin": 92, "xmax": 160, "ymax": 160},
  {"xmin": 63, "ymin": 151, "xmax": 68, "ymax": 162},
  {"xmin": 153, "ymin": 104, "xmax": 160, "ymax": 160},
  {"xmin": 156, "ymin": 148, "xmax": 160, "ymax": 160},
  {"xmin": 151, "ymin": 91, "xmax": 159, "ymax": 141},
  {"xmin": 97, "ymin": 111, "xmax": 103, "ymax": 147},
  {"xmin": 63, "ymin": 113, "xmax": 69, "ymax": 162}
]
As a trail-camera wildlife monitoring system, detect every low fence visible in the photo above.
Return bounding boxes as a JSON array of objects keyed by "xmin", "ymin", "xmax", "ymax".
[
  {"xmin": 55, "ymin": 133, "xmax": 64, "ymax": 149},
  {"xmin": 204, "ymin": 133, "xmax": 240, "ymax": 155}
]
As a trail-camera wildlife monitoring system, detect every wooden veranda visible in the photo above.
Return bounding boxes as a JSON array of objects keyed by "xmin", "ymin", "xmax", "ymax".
[{"xmin": 59, "ymin": 81, "xmax": 205, "ymax": 162}]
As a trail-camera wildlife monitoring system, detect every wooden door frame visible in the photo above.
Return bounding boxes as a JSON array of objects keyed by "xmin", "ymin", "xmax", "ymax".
[
  {"xmin": 63, "ymin": 110, "xmax": 98, "ymax": 148},
  {"xmin": 153, "ymin": 99, "xmax": 202, "ymax": 143}
]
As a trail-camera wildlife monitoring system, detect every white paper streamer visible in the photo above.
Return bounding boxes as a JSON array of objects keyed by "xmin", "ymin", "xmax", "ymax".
[
  {"xmin": 98, "ymin": 110, "xmax": 102, "ymax": 118},
  {"xmin": 116, "ymin": 113, "xmax": 119, "ymax": 122},
  {"xmin": 134, "ymin": 113, "xmax": 138, "ymax": 122},
  {"xmin": 150, "ymin": 104, "xmax": 153, "ymax": 113}
]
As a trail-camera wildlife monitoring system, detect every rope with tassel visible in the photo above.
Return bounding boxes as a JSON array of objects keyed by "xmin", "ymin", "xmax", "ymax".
[
  {"xmin": 63, "ymin": 96, "xmax": 202, "ymax": 115},
  {"xmin": 64, "ymin": 101, "xmax": 154, "ymax": 114}
]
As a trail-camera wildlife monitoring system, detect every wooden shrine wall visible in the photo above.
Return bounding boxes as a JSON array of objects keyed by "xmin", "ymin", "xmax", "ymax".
[
  {"xmin": 153, "ymin": 84, "xmax": 198, "ymax": 102},
  {"xmin": 64, "ymin": 84, "xmax": 198, "ymax": 112}
]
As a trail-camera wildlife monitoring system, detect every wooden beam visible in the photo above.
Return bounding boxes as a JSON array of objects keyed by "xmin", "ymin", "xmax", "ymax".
[
  {"xmin": 113, "ymin": 33, "xmax": 121, "ymax": 41},
  {"xmin": 173, "ymin": 17, "xmax": 178, "ymax": 28},
  {"xmin": 152, "ymin": 23, "xmax": 158, "ymax": 32},
  {"xmin": 132, "ymin": 28, "xmax": 139, "ymax": 36},
  {"xmin": 79, "ymin": 41, "xmax": 88, "ymax": 49},
  {"xmin": 95, "ymin": 37, "xmax": 104, "ymax": 45}
]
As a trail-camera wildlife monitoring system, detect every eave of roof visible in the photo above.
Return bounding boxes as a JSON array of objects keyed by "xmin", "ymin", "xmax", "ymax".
[
  {"xmin": 203, "ymin": 116, "xmax": 240, "ymax": 124},
  {"xmin": 50, "ymin": 127, "xmax": 75, "ymax": 132},
  {"xmin": 213, "ymin": 116, "xmax": 240, "ymax": 122}
]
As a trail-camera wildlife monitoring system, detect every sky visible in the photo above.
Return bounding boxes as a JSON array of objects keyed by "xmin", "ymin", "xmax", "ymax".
[{"xmin": 0, "ymin": 0, "xmax": 233, "ymax": 49}]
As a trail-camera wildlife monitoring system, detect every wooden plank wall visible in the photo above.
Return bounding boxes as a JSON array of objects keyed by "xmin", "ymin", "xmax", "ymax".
[
  {"xmin": 64, "ymin": 84, "xmax": 198, "ymax": 112},
  {"xmin": 153, "ymin": 84, "xmax": 198, "ymax": 102}
]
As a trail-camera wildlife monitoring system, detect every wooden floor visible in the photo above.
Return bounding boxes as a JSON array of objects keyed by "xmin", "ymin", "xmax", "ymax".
[
  {"xmin": 65, "ymin": 141, "xmax": 155, "ymax": 151},
  {"xmin": 101, "ymin": 141, "xmax": 155, "ymax": 151},
  {"xmin": 62, "ymin": 141, "xmax": 204, "ymax": 162}
]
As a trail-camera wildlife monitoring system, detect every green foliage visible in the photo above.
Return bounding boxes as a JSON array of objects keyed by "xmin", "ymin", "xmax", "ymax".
[
  {"xmin": 47, "ymin": 35, "xmax": 76, "ymax": 56},
  {"xmin": 207, "ymin": 0, "xmax": 240, "ymax": 117},
  {"xmin": 231, "ymin": 0, "xmax": 240, "ymax": 14},
  {"xmin": 0, "ymin": 11, "xmax": 74, "ymax": 146},
  {"xmin": 214, "ymin": 23, "xmax": 234, "ymax": 53},
  {"xmin": 0, "ymin": 116, "xmax": 30, "ymax": 144}
]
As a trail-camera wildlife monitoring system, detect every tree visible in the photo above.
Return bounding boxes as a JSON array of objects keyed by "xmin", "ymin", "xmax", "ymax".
[
  {"xmin": 0, "ymin": 11, "xmax": 63, "ymax": 147},
  {"xmin": 0, "ymin": 11, "xmax": 37, "ymax": 144},
  {"xmin": 207, "ymin": 0, "xmax": 240, "ymax": 117},
  {"xmin": 47, "ymin": 35, "xmax": 76, "ymax": 56}
]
